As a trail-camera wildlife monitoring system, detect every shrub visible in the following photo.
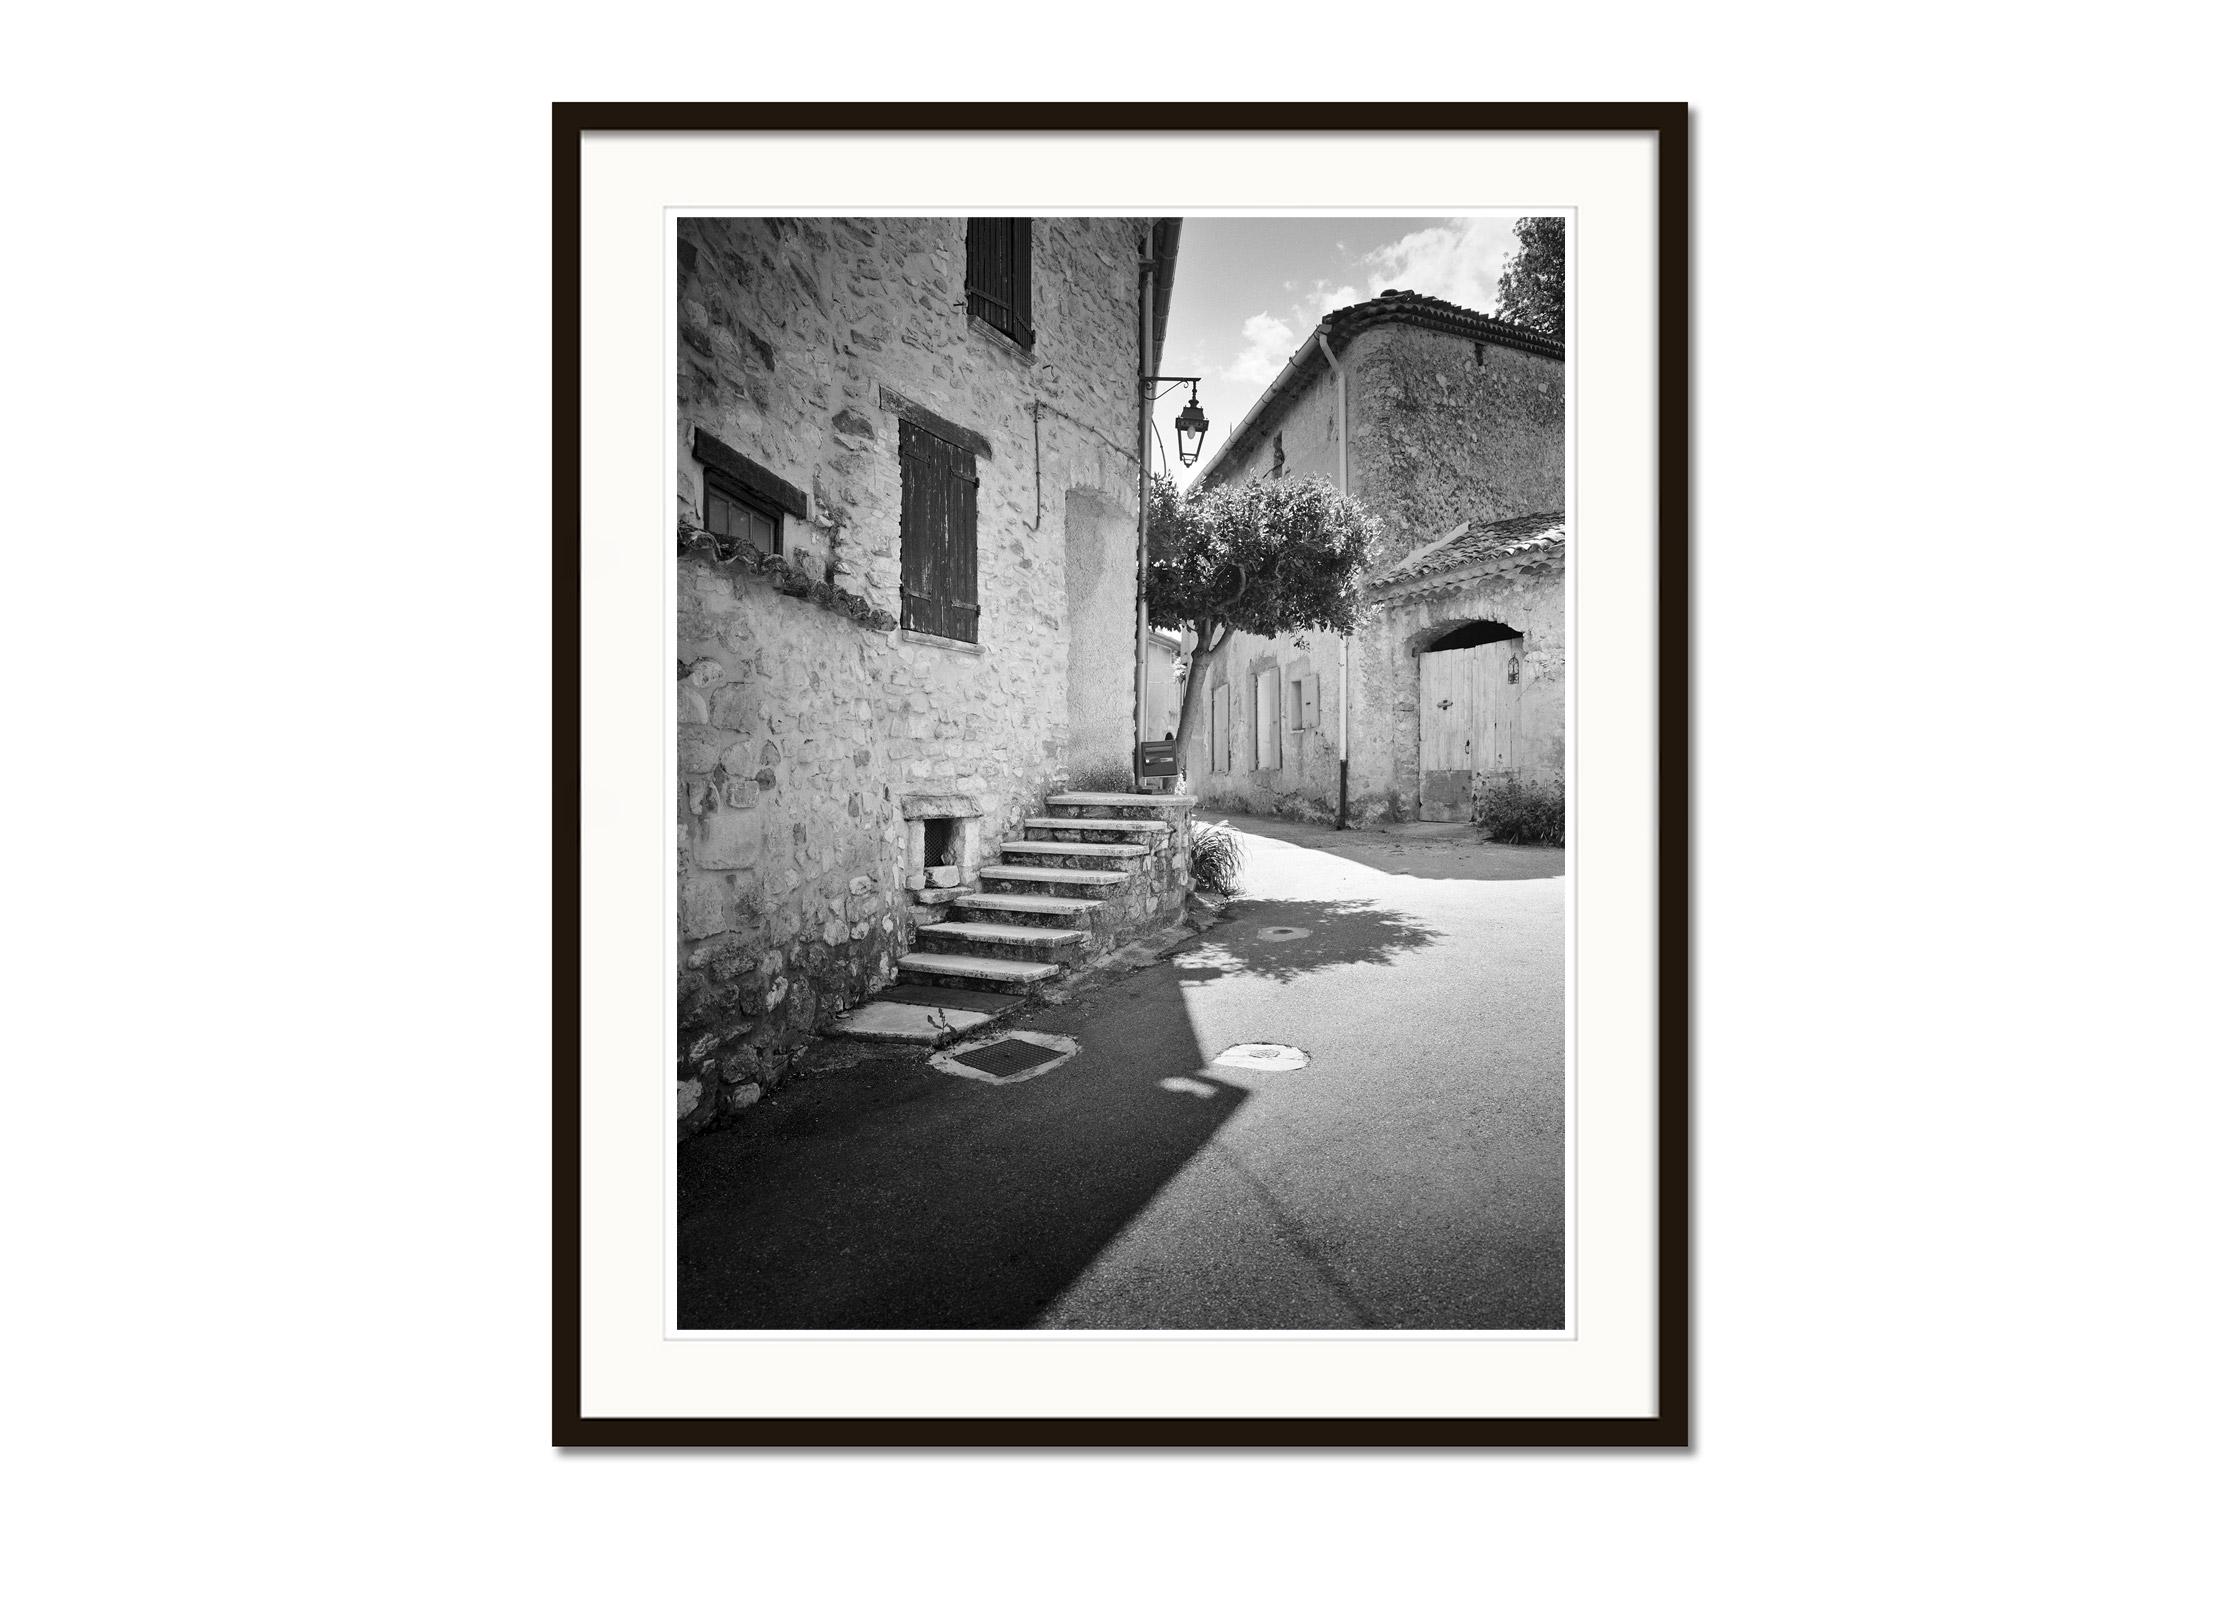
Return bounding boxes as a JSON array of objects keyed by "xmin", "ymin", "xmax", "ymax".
[
  {"xmin": 1189, "ymin": 821, "xmax": 1247, "ymax": 894},
  {"xmin": 1474, "ymin": 775, "xmax": 1566, "ymax": 846}
]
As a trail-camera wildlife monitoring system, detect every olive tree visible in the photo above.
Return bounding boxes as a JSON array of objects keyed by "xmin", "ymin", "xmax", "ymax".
[{"xmin": 1145, "ymin": 471, "xmax": 1380, "ymax": 781}]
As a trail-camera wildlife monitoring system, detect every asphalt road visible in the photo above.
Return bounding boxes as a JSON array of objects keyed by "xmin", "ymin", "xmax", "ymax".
[{"xmin": 677, "ymin": 815, "xmax": 1567, "ymax": 1330}]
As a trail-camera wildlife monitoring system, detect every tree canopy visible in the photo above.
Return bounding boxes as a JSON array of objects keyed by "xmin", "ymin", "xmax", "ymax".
[
  {"xmin": 1145, "ymin": 471, "xmax": 1380, "ymax": 778},
  {"xmin": 1495, "ymin": 216, "xmax": 1564, "ymax": 339}
]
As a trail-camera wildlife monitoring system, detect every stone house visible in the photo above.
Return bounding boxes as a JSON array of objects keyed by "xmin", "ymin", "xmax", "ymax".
[
  {"xmin": 676, "ymin": 216, "xmax": 1180, "ymax": 1132},
  {"xmin": 1179, "ymin": 289, "xmax": 1565, "ymax": 823}
]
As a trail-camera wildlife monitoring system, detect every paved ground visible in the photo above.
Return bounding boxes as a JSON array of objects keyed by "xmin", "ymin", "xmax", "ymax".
[{"xmin": 677, "ymin": 815, "xmax": 1567, "ymax": 1330}]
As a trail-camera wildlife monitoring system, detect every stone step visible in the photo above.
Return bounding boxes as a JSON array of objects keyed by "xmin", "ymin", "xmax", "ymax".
[
  {"xmin": 1000, "ymin": 839, "xmax": 1148, "ymax": 860},
  {"xmin": 1044, "ymin": 792, "xmax": 1197, "ymax": 808},
  {"xmin": 824, "ymin": 984, "xmax": 1022, "ymax": 1044},
  {"xmin": 897, "ymin": 950, "xmax": 1066, "ymax": 996},
  {"xmin": 1022, "ymin": 815, "xmax": 1170, "ymax": 834},
  {"xmin": 955, "ymin": 892, "xmax": 1105, "ymax": 918},
  {"xmin": 917, "ymin": 920, "xmax": 1089, "ymax": 963},
  {"xmin": 980, "ymin": 865, "xmax": 1132, "ymax": 896}
]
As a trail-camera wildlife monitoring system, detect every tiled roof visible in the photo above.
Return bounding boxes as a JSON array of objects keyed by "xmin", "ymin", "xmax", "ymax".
[
  {"xmin": 1324, "ymin": 289, "xmax": 1563, "ymax": 360},
  {"xmin": 1369, "ymin": 511, "xmax": 1566, "ymax": 590},
  {"xmin": 1192, "ymin": 289, "xmax": 1561, "ymax": 487}
]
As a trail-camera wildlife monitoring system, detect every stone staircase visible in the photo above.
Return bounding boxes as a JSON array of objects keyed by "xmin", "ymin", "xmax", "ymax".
[{"xmin": 831, "ymin": 790, "xmax": 1197, "ymax": 1042}]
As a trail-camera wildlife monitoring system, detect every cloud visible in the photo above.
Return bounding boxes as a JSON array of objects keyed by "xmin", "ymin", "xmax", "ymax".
[
  {"xmin": 1222, "ymin": 311, "xmax": 1298, "ymax": 386},
  {"xmin": 1356, "ymin": 217, "xmax": 1522, "ymax": 315}
]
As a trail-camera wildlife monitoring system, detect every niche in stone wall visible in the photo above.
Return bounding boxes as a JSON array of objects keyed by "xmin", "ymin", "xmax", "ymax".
[
  {"xmin": 920, "ymin": 816, "xmax": 961, "ymax": 869},
  {"xmin": 902, "ymin": 794, "xmax": 980, "ymax": 875}
]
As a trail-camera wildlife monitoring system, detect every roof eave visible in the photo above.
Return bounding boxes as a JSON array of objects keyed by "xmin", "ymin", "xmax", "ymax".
[
  {"xmin": 1191, "ymin": 295, "xmax": 1564, "ymax": 490},
  {"xmin": 1190, "ymin": 315, "xmax": 1340, "ymax": 487},
  {"xmin": 1150, "ymin": 219, "xmax": 1182, "ymax": 374}
]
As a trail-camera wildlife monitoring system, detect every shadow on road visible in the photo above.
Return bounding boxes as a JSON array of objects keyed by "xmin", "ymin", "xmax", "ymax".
[
  {"xmin": 1172, "ymin": 897, "xmax": 1441, "ymax": 984},
  {"xmin": 676, "ymin": 957, "xmax": 1243, "ymax": 1330},
  {"xmin": 1214, "ymin": 813, "xmax": 1565, "ymax": 883}
]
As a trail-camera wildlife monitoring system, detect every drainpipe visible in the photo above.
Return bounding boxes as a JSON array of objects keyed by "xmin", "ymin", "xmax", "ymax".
[
  {"xmin": 1136, "ymin": 236, "xmax": 1155, "ymax": 790},
  {"xmin": 1319, "ymin": 332, "xmax": 1350, "ymax": 829}
]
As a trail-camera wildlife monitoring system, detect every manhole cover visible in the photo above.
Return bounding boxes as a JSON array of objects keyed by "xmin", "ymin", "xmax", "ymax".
[
  {"xmin": 930, "ymin": 1030, "xmax": 1079, "ymax": 1086},
  {"xmin": 1257, "ymin": 926, "xmax": 1310, "ymax": 942},
  {"xmin": 1211, "ymin": 1042, "xmax": 1310, "ymax": 1073},
  {"xmin": 951, "ymin": 1039, "xmax": 1064, "ymax": 1078}
]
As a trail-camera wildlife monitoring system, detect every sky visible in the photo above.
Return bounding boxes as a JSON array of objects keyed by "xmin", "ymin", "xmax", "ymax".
[{"xmin": 1149, "ymin": 215, "xmax": 1535, "ymax": 489}]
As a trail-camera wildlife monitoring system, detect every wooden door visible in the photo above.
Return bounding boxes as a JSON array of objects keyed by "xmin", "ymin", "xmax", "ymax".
[
  {"xmin": 1419, "ymin": 641, "xmax": 1525, "ymax": 819},
  {"xmin": 1419, "ymin": 648, "xmax": 1474, "ymax": 819},
  {"xmin": 1470, "ymin": 642, "xmax": 1522, "ymax": 778}
]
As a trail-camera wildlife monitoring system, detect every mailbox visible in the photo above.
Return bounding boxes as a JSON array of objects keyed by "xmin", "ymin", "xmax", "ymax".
[{"xmin": 1136, "ymin": 738, "xmax": 1178, "ymax": 778}]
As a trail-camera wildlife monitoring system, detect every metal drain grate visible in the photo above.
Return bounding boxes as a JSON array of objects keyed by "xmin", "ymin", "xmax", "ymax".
[{"xmin": 949, "ymin": 1038, "xmax": 1067, "ymax": 1079}]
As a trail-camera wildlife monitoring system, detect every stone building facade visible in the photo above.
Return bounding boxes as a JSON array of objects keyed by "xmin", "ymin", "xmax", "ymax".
[
  {"xmin": 1179, "ymin": 290, "xmax": 1565, "ymax": 823},
  {"xmin": 676, "ymin": 216, "xmax": 1176, "ymax": 1132}
]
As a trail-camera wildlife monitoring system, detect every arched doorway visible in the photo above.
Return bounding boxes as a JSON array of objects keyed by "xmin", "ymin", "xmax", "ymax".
[{"xmin": 1417, "ymin": 619, "xmax": 1524, "ymax": 821}]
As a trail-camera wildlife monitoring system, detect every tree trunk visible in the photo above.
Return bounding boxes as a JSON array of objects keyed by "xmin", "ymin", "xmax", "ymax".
[{"xmin": 1170, "ymin": 622, "xmax": 1223, "ymax": 787}]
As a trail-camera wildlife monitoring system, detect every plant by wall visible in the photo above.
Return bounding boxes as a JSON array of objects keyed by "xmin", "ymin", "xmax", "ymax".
[
  {"xmin": 1188, "ymin": 820, "xmax": 1247, "ymax": 895},
  {"xmin": 1473, "ymin": 774, "xmax": 1566, "ymax": 846}
]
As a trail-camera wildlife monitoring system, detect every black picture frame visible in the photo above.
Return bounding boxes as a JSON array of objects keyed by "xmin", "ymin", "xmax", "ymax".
[{"xmin": 554, "ymin": 101, "xmax": 1690, "ymax": 1447}]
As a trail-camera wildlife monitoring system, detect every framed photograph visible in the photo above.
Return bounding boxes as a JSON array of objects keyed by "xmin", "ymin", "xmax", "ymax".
[{"xmin": 556, "ymin": 103, "xmax": 1689, "ymax": 1445}]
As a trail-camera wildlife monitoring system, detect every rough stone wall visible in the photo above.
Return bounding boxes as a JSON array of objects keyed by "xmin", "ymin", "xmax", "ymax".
[
  {"xmin": 1346, "ymin": 323, "xmax": 1563, "ymax": 554},
  {"xmin": 1357, "ymin": 554, "xmax": 1567, "ymax": 819},
  {"xmin": 676, "ymin": 217, "xmax": 1149, "ymax": 1134},
  {"xmin": 1179, "ymin": 321, "xmax": 1564, "ymax": 823}
]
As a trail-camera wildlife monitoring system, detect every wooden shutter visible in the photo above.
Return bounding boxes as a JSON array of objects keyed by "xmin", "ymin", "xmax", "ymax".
[
  {"xmin": 1255, "ymin": 671, "xmax": 1282, "ymax": 770},
  {"xmin": 964, "ymin": 219, "xmax": 1033, "ymax": 347},
  {"xmin": 1302, "ymin": 673, "xmax": 1321, "ymax": 728},
  {"xmin": 899, "ymin": 421, "xmax": 980, "ymax": 643}
]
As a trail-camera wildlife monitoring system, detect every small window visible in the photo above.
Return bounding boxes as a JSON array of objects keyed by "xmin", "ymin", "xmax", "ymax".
[
  {"xmin": 965, "ymin": 219, "xmax": 1034, "ymax": 349},
  {"xmin": 1287, "ymin": 678, "xmax": 1305, "ymax": 731},
  {"xmin": 706, "ymin": 477, "xmax": 781, "ymax": 558},
  {"xmin": 1269, "ymin": 432, "xmax": 1285, "ymax": 480},
  {"xmin": 690, "ymin": 431, "xmax": 806, "ymax": 561}
]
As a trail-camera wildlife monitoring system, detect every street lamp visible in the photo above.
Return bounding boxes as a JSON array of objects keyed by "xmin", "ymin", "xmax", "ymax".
[
  {"xmin": 1174, "ymin": 382, "xmax": 1208, "ymax": 467},
  {"xmin": 1147, "ymin": 375, "xmax": 1210, "ymax": 472}
]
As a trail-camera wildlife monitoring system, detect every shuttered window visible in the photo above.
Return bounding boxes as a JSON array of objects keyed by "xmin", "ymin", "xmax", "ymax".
[
  {"xmin": 1255, "ymin": 671, "xmax": 1282, "ymax": 770},
  {"xmin": 965, "ymin": 219, "xmax": 1034, "ymax": 348},
  {"xmin": 899, "ymin": 420, "xmax": 980, "ymax": 643}
]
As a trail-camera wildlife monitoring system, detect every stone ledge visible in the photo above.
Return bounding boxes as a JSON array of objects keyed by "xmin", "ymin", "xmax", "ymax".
[
  {"xmin": 678, "ymin": 522, "xmax": 897, "ymax": 632},
  {"xmin": 900, "ymin": 628, "xmax": 983, "ymax": 655}
]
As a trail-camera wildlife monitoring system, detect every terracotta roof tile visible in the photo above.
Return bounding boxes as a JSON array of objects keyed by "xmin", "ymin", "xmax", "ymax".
[{"xmin": 1370, "ymin": 511, "xmax": 1566, "ymax": 589}]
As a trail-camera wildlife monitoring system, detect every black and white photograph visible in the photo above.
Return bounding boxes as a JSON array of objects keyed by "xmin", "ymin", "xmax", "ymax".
[
  {"xmin": 22, "ymin": 18, "xmax": 2240, "ymax": 1594},
  {"xmin": 670, "ymin": 212, "xmax": 1573, "ymax": 1332}
]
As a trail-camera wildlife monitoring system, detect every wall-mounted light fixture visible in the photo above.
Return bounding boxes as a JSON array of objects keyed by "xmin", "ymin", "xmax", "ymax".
[
  {"xmin": 1174, "ymin": 382, "xmax": 1209, "ymax": 467},
  {"xmin": 1147, "ymin": 375, "xmax": 1209, "ymax": 470}
]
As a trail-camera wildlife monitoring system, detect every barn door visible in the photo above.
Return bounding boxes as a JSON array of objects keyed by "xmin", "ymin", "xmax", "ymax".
[
  {"xmin": 1419, "ymin": 641, "xmax": 1527, "ymax": 819},
  {"xmin": 1418, "ymin": 648, "xmax": 1474, "ymax": 819},
  {"xmin": 1470, "ymin": 641, "xmax": 1522, "ymax": 778}
]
